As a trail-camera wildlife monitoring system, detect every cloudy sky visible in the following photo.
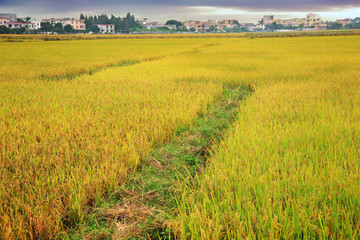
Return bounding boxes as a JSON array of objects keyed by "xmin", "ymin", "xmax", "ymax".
[{"xmin": 0, "ymin": 0, "xmax": 359, "ymax": 22}]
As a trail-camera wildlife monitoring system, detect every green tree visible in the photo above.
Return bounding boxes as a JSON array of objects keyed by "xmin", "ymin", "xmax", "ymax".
[
  {"xmin": 208, "ymin": 25, "xmax": 218, "ymax": 32},
  {"xmin": 111, "ymin": 14, "xmax": 116, "ymax": 22},
  {"xmin": 158, "ymin": 26, "xmax": 170, "ymax": 31},
  {"xmin": 327, "ymin": 22, "xmax": 342, "ymax": 29},
  {"xmin": 16, "ymin": 27, "xmax": 26, "ymax": 34},
  {"xmin": 40, "ymin": 22, "xmax": 53, "ymax": 32},
  {"xmin": 123, "ymin": 18, "xmax": 130, "ymax": 33},
  {"xmin": 53, "ymin": 22, "xmax": 64, "ymax": 33},
  {"xmin": 0, "ymin": 25, "xmax": 11, "ymax": 34},
  {"xmin": 81, "ymin": 12, "xmax": 142, "ymax": 33},
  {"xmin": 98, "ymin": 14, "xmax": 110, "ymax": 24},
  {"xmin": 80, "ymin": 13, "xmax": 85, "ymax": 19},
  {"xmin": 351, "ymin": 23, "xmax": 360, "ymax": 29},
  {"xmin": 165, "ymin": 20, "xmax": 183, "ymax": 28},
  {"xmin": 64, "ymin": 24, "xmax": 74, "ymax": 33},
  {"xmin": 266, "ymin": 22, "xmax": 283, "ymax": 30},
  {"xmin": 89, "ymin": 25, "xmax": 100, "ymax": 33},
  {"xmin": 190, "ymin": 27, "xmax": 196, "ymax": 32}
]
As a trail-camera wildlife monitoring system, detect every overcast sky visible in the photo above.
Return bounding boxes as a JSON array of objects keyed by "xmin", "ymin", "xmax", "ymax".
[{"xmin": 1, "ymin": 0, "xmax": 360, "ymax": 22}]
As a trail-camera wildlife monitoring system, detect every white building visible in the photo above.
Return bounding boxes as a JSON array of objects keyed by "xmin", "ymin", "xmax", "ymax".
[
  {"xmin": 140, "ymin": 22, "xmax": 158, "ymax": 29},
  {"xmin": 140, "ymin": 21, "xmax": 177, "ymax": 30},
  {"xmin": 256, "ymin": 23, "xmax": 266, "ymax": 30},
  {"xmin": 29, "ymin": 21, "xmax": 41, "ymax": 30},
  {"xmin": 96, "ymin": 24, "xmax": 115, "ymax": 34},
  {"xmin": 6, "ymin": 21, "xmax": 32, "ymax": 29},
  {"xmin": 240, "ymin": 23, "xmax": 257, "ymax": 31}
]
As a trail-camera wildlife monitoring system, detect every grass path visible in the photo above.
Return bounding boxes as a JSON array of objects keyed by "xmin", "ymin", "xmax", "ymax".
[{"xmin": 68, "ymin": 85, "xmax": 252, "ymax": 239}]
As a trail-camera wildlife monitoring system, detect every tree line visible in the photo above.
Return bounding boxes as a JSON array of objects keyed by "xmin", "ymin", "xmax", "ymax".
[{"xmin": 80, "ymin": 13, "xmax": 142, "ymax": 33}]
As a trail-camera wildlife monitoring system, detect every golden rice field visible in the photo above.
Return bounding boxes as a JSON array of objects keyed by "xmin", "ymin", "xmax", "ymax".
[
  {"xmin": 171, "ymin": 36, "xmax": 360, "ymax": 239},
  {"xmin": 0, "ymin": 38, "xmax": 227, "ymax": 81},
  {"xmin": 1, "ymin": 33, "xmax": 360, "ymax": 239}
]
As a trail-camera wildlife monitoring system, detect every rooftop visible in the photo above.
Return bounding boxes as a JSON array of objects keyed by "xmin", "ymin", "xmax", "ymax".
[{"xmin": 7, "ymin": 22, "xmax": 28, "ymax": 24}]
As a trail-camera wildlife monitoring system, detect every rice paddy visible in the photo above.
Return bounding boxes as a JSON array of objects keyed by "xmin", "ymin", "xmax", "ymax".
[{"xmin": 1, "ymin": 33, "xmax": 359, "ymax": 239}]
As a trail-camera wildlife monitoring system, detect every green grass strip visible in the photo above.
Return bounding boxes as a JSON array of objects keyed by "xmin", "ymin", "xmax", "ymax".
[{"xmin": 67, "ymin": 85, "xmax": 252, "ymax": 239}]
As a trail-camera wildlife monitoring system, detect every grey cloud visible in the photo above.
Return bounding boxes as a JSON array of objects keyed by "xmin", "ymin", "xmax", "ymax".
[
  {"xmin": 2, "ymin": 0, "xmax": 360, "ymax": 12},
  {"xmin": 1, "ymin": 0, "xmax": 360, "ymax": 20}
]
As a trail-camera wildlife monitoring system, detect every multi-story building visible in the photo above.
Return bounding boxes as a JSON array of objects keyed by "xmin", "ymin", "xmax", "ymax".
[
  {"xmin": 203, "ymin": 20, "xmax": 217, "ymax": 31},
  {"xmin": 0, "ymin": 13, "xmax": 16, "ymax": 21},
  {"xmin": 292, "ymin": 18, "xmax": 306, "ymax": 27},
  {"xmin": 258, "ymin": 14, "xmax": 322, "ymax": 29},
  {"xmin": 263, "ymin": 15, "xmax": 275, "ymax": 25},
  {"xmin": 0, "ymin": 17, "xmax": 10, "ymax": 26},
  {"xmin": 306, "ymin": 13, "xmax": 322, "ymax": 27},
  {"xmin": 259, "ymin": 15, "xmax": 307, "ymax": 28},
  {"xmin": 42, "ymin": 18, "xmax": 86, "ymax": 30},
  {"xmin": 64, "ymin": 19, "xmax": 85, "ymax": 30},
  {"xmin": 257, "ymin": 15, "xmax": 275, "ymax": 28},
  {"xmin": 42, "ymin": 18, "xmax": 62, "ymax": 24},
  {"xmin": 1, "ymin": 18, "xmax": 40, "ymax": 30},
  {"xmin": 336, "ymin": 18, "xmax": 352, "ymax": 26},
  {"xmin": 182, "ymin": 20, "xmax": 204, "ymax": 32},
  {"xmin": 217, "ymin": 20, "xmax": 238, "ymax": 30},
  {"xmin": 96, "ymin": 24, "xmax": 115, "ymax": 33},
  {"xmin": 182, "ymin": 19, "xmax": 237, "ymax": 32},
  {"xmin": 275, "ymin": 19, "xmax": 293, "ymax": 26}
]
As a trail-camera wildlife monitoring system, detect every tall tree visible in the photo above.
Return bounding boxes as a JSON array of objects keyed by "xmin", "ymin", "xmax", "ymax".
[
  {"xmin": 165, "ymin": 20, "xmax": 183, "ymax": 28},
  {"xmin": 64, "ymin": 24, "xmax": 74, "ymax": 33},
  {"xmin": 40, "ymin": 22, "xmax": 53, "ymax": 32},
  {"xmin": 53, "ymin": 22, "xmax": 64, "ymax": 33},
  {"xmin": 123, "ymin": 18, "xmax": 130, "ymax": 32}
]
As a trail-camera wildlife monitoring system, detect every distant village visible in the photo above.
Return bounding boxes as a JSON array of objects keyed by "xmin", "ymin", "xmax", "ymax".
[{"xmin": 0, "ymin": 12, "xmax": 359, "ymax": 34}]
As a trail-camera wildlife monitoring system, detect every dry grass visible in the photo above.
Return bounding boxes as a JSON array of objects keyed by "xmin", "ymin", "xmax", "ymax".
[{"xmin": 105, "ymin": 195, "xmax": 162, "ymax": 239}]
